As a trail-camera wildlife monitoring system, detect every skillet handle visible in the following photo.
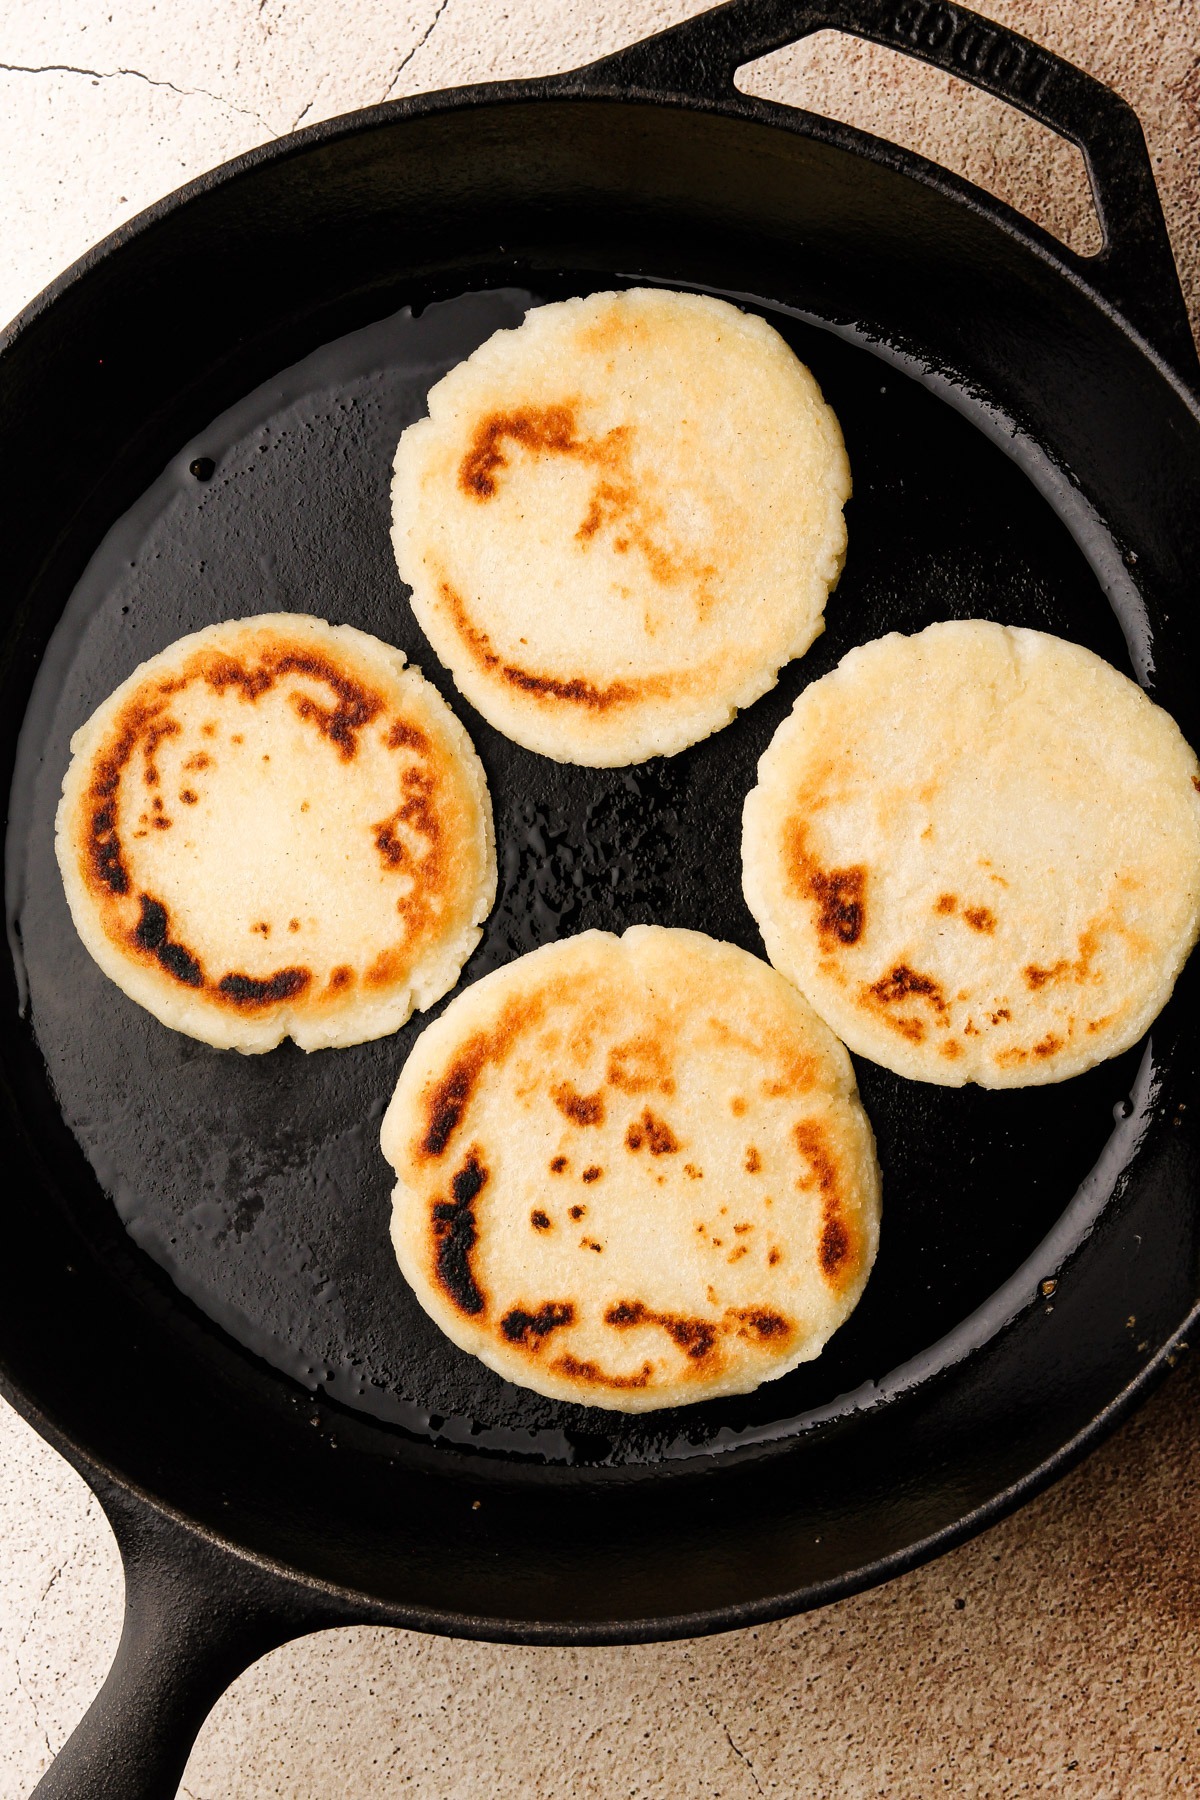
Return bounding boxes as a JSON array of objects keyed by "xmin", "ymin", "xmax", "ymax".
[
  {"xmin": 569, "ymin": 0, "xmax": 1195, "ymax": 377},
  {"xmin": 29, "ymin": 1478, "xmax": 345, "ymax": 1800}
]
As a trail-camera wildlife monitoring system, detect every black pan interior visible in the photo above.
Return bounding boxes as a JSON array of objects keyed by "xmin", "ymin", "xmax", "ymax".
[
  {"xmin": 2, "ymin": 96, "xmax": 1199, "ymax": 1632},
  {"xmin": 5, "ymin": 274, "xmax": 1165, "ymax": 1466}
]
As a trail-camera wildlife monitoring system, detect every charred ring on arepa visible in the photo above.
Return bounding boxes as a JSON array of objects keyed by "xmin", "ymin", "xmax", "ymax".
[{"xmin": 55, "ymin": 613, "xmax": 496, "ymax": 1053}]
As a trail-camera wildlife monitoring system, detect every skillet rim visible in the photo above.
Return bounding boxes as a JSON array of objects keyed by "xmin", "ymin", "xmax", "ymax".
[{"xmin": 2, "ymin": 1301, "xmax": 1197, "ymax": 1645}]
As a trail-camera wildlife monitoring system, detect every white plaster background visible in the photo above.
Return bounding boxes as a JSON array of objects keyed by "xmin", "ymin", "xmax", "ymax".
[{"xmin": 1, "ymin": 2, "xmax": 1199, "ymax": 1794}]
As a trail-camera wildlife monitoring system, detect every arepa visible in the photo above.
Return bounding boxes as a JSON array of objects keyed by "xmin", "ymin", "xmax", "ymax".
[
  {"xmin": 391, "ymin": 288, "xmax": 850, "ymax": 766},
  {"xmin": 381, "ymin": 926, "xmax": 880, "ymax": 1411},
  {"xmin": 56, "ymin": 613, "xmax": 495, "ymax": 1052},
  {"xmin": 742, "ymin": 620, "xmax": 1200, "ymax": 1087}
]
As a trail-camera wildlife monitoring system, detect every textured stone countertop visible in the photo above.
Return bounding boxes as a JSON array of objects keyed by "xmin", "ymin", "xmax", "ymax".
[{"xmin": 2, "ymin": 2, "xmax": 1199, "ymax": 1795}]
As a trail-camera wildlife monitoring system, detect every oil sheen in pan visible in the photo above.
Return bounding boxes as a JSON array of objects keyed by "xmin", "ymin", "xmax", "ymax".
[{"xmin": 6, "ymin": 282, "xmax": 1160, "ymax": 1467}]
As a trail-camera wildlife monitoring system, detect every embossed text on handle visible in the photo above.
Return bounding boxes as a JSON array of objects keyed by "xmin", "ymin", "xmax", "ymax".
[{"xmin": 887, "ymin": 0, "xmax": 1057, "ymax": 107}]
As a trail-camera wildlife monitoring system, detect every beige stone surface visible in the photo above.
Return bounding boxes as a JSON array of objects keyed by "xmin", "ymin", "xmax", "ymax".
[{"xmin": 1, "ymin": 1, "xmax": 1198, "ymax": 1794}]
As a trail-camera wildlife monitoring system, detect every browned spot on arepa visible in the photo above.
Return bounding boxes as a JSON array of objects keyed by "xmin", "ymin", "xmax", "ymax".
[
  {"xmin": 500, "ymin": 1300, "xmax": 574, "ymax": 1350},
  {"xmin": 457, "ymin": 402, "xmax": 715, "ymax": 599},
  {"xmin": 431, "ymin": 1149, "xmax": 489, "ymax": 1316},
  {"xmin": 787, "ymin": 823, "xmax": 866, "ymax": 950},
  {"xmin": 436, "ymin": 581, "xmax": 645, "ymax": 714},
  {"xmin": 419, "ymin": 994, "xmax": 544, "ymax": 1160},
  {"xmin": 459, "ymin": 404, "xmax": 584, "ymax": 500},
  {"xmin": 624, "ymin": 1109, "xmax": 680, "ymax": 1155},
  {"xmin": 865, "ymin": 963, "xmax": 947, "ymax": 1015},
  {"xmin": 552, "ymin": 1082, "xmax": 606, "ymax": 1126},
  {"xmin": 794, "ymin": 1119, "xmax": 861, "ymax": 1290}
]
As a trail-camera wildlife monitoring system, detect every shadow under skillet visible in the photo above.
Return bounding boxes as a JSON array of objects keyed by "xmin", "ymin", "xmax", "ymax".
[{"xmin": 9, "ymin": 282, "xmax": 1151, "ymax": 1467}]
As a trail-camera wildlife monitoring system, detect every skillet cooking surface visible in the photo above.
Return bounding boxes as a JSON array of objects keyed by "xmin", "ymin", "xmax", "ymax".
[{"xmin": 8, "ymin": 276, "xmax": 1165, "ymax": 1469}]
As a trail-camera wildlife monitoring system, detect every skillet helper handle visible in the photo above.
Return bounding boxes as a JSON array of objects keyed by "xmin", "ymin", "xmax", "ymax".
[
  {"xmin": 30, "ymin": 1482, "xmax": 331, "ymax": 1800},
  {"xmin": 572, "ymin": 0, "xmax": 1195, "ymax": 377}
]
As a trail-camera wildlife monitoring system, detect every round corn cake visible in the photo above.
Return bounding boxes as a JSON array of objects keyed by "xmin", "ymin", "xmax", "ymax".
[
  {"xmin": 56, "ymin": 613, "xmax": 495, "ymax": 1052},
  {"xmin": 742, "ymin": 620, "xmax": 1200, "ymax": 1087},
  {"xmin": 391, "ymin": 288, "xmax": 851, "ymax": 766},
  {"xmin": 381, "ymin": 926, "xmax": 881, "ymax": 1411}
]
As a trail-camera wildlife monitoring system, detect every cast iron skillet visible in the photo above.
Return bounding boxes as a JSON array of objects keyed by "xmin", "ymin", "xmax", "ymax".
[{"xmin": 2, "ymin": 1, "xmax": 1199, "ymax": 1793}]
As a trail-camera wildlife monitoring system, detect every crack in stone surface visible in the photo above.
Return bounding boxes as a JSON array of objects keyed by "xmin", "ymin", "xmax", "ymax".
[
  {"xmin": 15, "ymin": 1559, "xmax": 66, "ymax": 1655},
  {"xmin": 382, "ymin": 0, "xmax": 452, "ymax": 101},
  {"xmin": 0, "ymin": 61, "xmax": 276, "ymax": 135},
  {"xmin": 703, "ymin": 1697, "xmax": 765, "ymax": 1796},
  {"xmin": 12, "ymin": 1560, "xmax": 65, "ymax": 1763},
  {"xmin": 14, "ymin": 1657, "xmax": 55, "ymax": 1763},
  {"xmin": 16, "ymin": 1560, "xmax": 68, "ymax": 1757}
]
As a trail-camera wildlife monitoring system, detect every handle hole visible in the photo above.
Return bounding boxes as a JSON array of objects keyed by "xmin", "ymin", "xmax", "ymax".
[{"xmin": 734, "ymin": 30, "xmax": 1102, "ymax": 257}]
